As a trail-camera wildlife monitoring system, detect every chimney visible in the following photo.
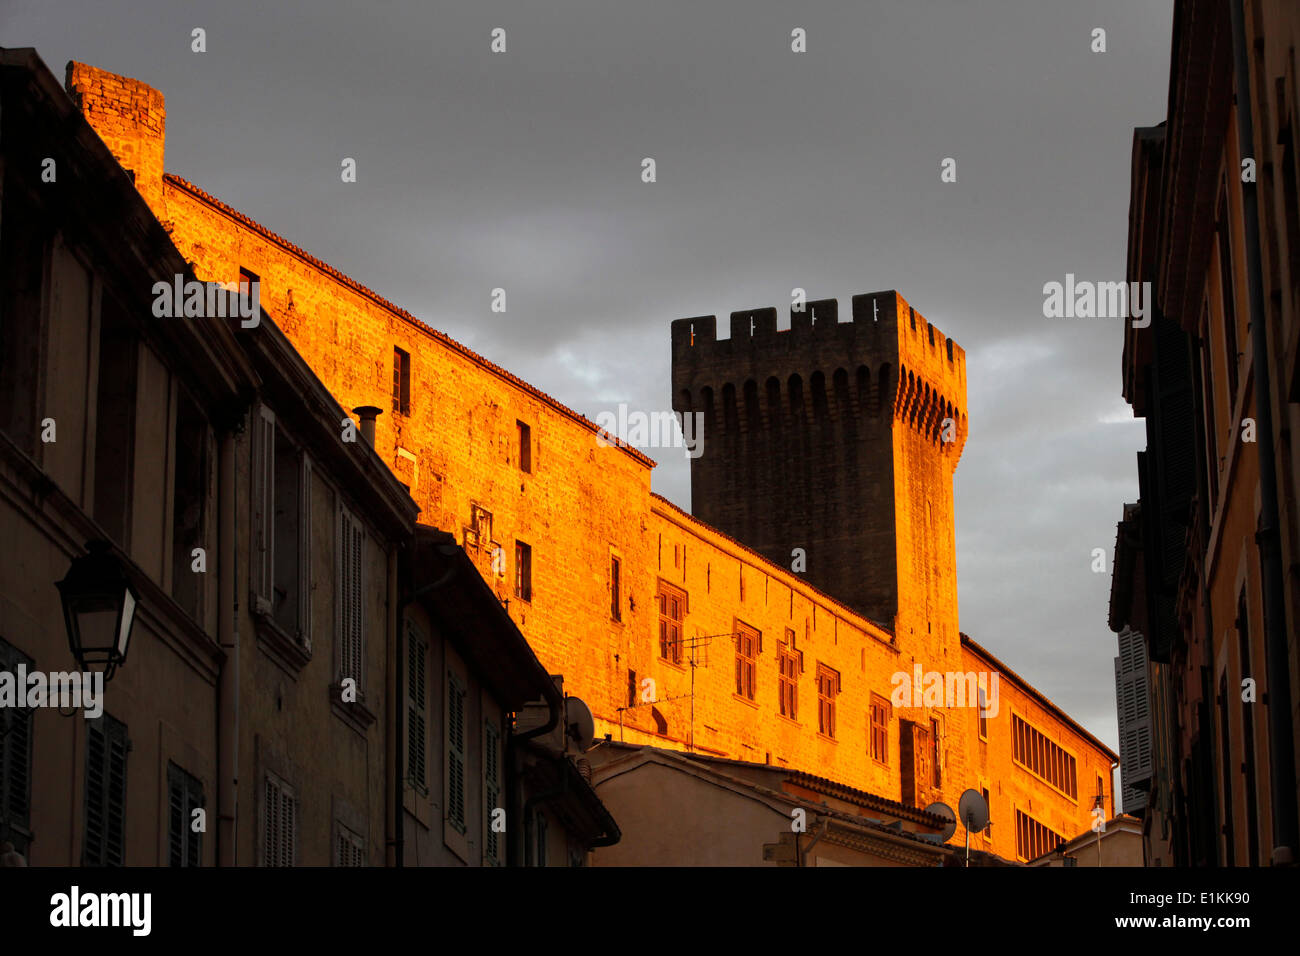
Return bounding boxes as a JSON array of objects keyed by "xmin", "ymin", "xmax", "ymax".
[
  {"xmin": 352, "ymin": 406, "xmax": 382, "ymax": 446},
  {"xmin": 64, "ymin": 62, "xmax": 167, "ymax": 214}
]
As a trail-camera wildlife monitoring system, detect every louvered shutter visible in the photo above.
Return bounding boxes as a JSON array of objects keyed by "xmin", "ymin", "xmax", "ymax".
[
  {"xmin": 338, "ymin": 506, "xmax": 365, "ymax": 688},
  {"xmin": 83, "ymin": 714, "xmax": 127, "ymax": 866},
  {"xmin": 447, "ymin": 673, "xmax": 466, "ymax": 833},
  {"xmin": 264, "ymin": 777, "xmax": 279, "ymax": 866},
  {"xmin": 1115, "ymin": 626, "xmax": 1153, "ymax": 812},
  {"xmin": 280, "ymin": 787, "xmax": 296, "ymax": 866},
  {"xmin": 407, "ymin": 625, "xmax": 427, "ymax": 789},
  {"xmin": 84, "ymin": 721, "xmax": 106, "ymax": 865},
  {"xmin": 299, "ymin": 455, "xmax": 313, "ymax": 652},
  {"xmin": 167, "ymin": 764, "xmax": 204, "ymax": 866},
  {"xmin": 168, "ymin": 773, "xmax": 184, "ymax": 866},
  {"xmin": 0, "ymin": 641, "xmax": 33, "ymax": 850},
  {"xmin": 253, "ymin": 406, "xmax": 276, "ymax": 607},
  {"xmin": 484, "ymin": 720, "xmax": 500, "ymax": 864}
]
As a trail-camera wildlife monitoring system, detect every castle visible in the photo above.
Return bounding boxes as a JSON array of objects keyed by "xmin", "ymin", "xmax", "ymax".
[{"xmin": 59, "ymin": 60, "xmax": 1116, "ymax": 862}]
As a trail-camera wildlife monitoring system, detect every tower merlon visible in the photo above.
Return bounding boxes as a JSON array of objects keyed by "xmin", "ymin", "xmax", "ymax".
[{"xmin": 672, "ymin": 291, "xmax": 967, "ymax": 447}]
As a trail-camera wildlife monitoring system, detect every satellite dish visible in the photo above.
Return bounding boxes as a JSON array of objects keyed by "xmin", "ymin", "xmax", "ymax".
[
  {"xmin": 958, "ymin": 789, "xmax": 989, "ymax": 833},
  {"xmin": 924, "ymin": 801, "xmax": 957, "ymax": 842},
  {"xmin": 565, "ymin": 697, "xmax": 595, "ymax": 752}
]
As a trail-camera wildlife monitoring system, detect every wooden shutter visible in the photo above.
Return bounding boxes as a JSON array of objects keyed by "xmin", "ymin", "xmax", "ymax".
[
  {"xmin": 252, "ymin": 406, "xmax": 275, "ymax": 608},
  {"xmin": 263, "ymin": 776, "xmax": 279, "ymax": 866},
  {"xmin": 407, "ymin": 623, "xmax": 427, "ymax": 790},
  {"xmin": 263, "ymin": 773, "xmax": 296, "ymax": 867},
  {"xmin": 484, "ymin": 719, "xmax": 500, "ymax": 864},
  {"xmin": 168, "ymin": 763, "xmax": 204, "ymax": 866},
  {"xmin": 335, "ymin": 825, "xmax": 364, "ymax": 866},
  {"xmin": 299, "ymin": 455, "xmax": 313, "ymax": 651},
  {"xmin": 281, "ymin": 787, "xmax": 296, "ymax": 866},
  {"xmin": 338, "ymin": 505, "xmax": 364, "ymax": 687},
  {"xmin": 0, "ymin": 641, "xmax": 33, "ymax": 850},
  {"xmin": 447, "ymin": 672, "xmax": 466, "ymax": 833},
  {"xmin": 1115, "ymin": 626, "xmax": 1153, "ymax": 811},
  {"xmin": 83, "ymin": 714, "xmax": 127, "ymax": 866}
]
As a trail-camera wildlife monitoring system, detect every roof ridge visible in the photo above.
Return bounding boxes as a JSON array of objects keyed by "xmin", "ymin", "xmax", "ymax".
[{"xmin": 163, "ymin": 172, "xmax": 657, "ymax": 470}]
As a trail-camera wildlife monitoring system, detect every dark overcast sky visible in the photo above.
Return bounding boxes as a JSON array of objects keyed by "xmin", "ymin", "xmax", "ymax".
[{"xmin": 2, "ymin": 0, "xmax": 1177, "ymax": 751}]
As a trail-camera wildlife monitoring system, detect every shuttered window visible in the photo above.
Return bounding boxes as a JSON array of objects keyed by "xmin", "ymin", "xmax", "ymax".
[
  {"xmin": 484, "ymin": 719, "xmax": 501, "ymax": 865},
  {"xmin": 252, "ymin": 406, "xmax": 276, "ymax": 607},
  {"xmin": 446, "ymin": 672, "xmax": 466, "ymax": 834},
  {"xmin": 1012, "ymin": 713, "xmax": 1077, "ymax": 799},
  {"xmin": 335, "ymin": 824, "xmax": 365, "ymax": 866},
  {"xmin": 1115, "ymin": 626, "xmax": 1152, "ymax": 813},
  {"xmin": 167, "ymin": 762, "xmax": 204, "ymax": 867},
  {"xmin": 83, "ymin": 713, "xmax": 128, "ymax": 866},
  {"xmin": 1015, "ymin": 809, "xmax": 1062, "ymax": 862},
  {"xmin": 406, "ymin": 622, "xmax": 427, "ymax": 792},
  {"xmin": 0, "ymin": 638, "xmax": 34, "ymax": 856},
  {"xmin": 263, "ymin": 773, "xmax": 297, "ymax": 867},
  {"xmin": 252, "ymin": 406, "xmax": 312, "ymax": 650},
  {"xmin": 337, "ymin": 505, "xmax": 364, "ymax": 689}
]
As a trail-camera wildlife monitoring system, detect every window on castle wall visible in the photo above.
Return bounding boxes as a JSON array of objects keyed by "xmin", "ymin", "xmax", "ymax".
[
  {"xmin": 392, "ymin": 347, "xmax": 411, "ymax": 416},
  {"xmin": 239, "ymin": 268, "xmax": 258, "ymax": 316},
  {"xmin": 514, "ymin": 541, "xmax": 532, "ymax": 602},
  {"xmin": 870, "ymin": 694, "xmax": 890, "ymax": 764},
  {"xmin": 735, "ymin": 623, "xmax": 759, "ymax": 700},
  {"xmin": 657, "ymin": 582, "xmax": 685, "ymax": 664},
  {"xmin": 517, "ymin": 421, "xmax": 531, "ymax": 473},
  {"xmin": 978, "ymin": 688, "xmax": 989, "ymax": 740},
  {"xmin": 817, "ymin": 665, "xmax": 839, "ymax": 738},
  {"xmin": 610, "ymin": 556, "xmax": 621, "ymax": 621},
  {"xmin": 931, "ymin": 717, "xmax": 942, "ymax": 788},
  {"xmin": 778, "ymin": 633, "xmax": 800, "ymax": 719}
]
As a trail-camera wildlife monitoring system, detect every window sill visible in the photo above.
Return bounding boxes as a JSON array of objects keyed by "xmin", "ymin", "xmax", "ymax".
[
  {"xmin": 777, "ymin": 712, "xmax": 801, "ymax": 727},
  {"xmin": 731, "ymin": 693, "xmax": 760, "ymax": 709},
  {"xmin": 329, "ymin": 684, "xmax": 377, "ymax": 736},
  {"xmin": 816, "ymin": 732, "xmax": 838, "ymax": 744},
  {"xmin": 252, "ymin": 606, "xmax": 311, "ymax": 678}
]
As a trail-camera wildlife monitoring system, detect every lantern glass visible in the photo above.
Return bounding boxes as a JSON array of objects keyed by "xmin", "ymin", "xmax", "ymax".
[
  {"xmin": 57, "ymin": 540, "xmax": 138, "ymax": 679},
  {"xmin": 75, "ymin": 599, "xmax": 119, "ymax": 659}
]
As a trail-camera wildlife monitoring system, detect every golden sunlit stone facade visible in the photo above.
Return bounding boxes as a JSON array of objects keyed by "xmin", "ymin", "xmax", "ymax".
[{"xmin": 64, "ymin": 60, "xmax": 1117, "ymax": 862}]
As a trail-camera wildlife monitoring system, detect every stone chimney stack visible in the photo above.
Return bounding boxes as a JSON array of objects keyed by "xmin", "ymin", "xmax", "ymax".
[
  {"xmin": 352, "ymin": 406, "xmax": 382, "ymax": 447},
  {"xmin": 64, "ymin": 62, "xmax": 167, "ymax": 214}
]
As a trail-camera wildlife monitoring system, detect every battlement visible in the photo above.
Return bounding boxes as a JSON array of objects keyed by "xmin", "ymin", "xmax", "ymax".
[
  {"xmin": 64, "ymin": 61, "xmax": 166, "ymax": 210},
  {"xmin": 672, "ymin": 291, "xmax": 967, "ymax": 454}
]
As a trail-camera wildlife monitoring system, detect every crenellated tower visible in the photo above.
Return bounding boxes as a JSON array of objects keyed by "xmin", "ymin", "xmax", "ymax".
[{"xmin": 671, "ymin": 291, "xmax": 967, "ymax": 656}]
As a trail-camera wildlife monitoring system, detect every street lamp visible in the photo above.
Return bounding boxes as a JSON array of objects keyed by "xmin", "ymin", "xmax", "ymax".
[{"xmin": 56, "ymin": 540, "xmax": 138, "ymax": 682}]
